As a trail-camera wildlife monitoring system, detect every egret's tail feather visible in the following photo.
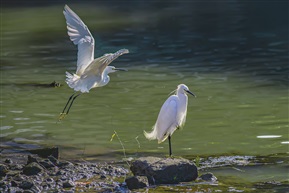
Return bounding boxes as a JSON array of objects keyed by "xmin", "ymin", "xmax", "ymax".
[
  {"xmin": 65, "ymin": 72, "xmax": 89, "ymax": 93},
  {"xmin": 144, "ymin": 125, "xmax": 171, "ymax": 144},
  {"xmin": 144, "ymin": 131, "xmax": 155, "ymax": 140},
  {"xmin": 144, "ymin": 125, "xmax": 158, "ymax": 141},
  {"xmin": 65, "ymin": 71, "xmax": 79, "ymax": 90}
]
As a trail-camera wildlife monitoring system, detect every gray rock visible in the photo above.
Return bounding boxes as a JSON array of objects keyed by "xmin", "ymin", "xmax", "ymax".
[
  {"xmin": 0, "ymin": 181, "xmax": 6, "ymax": 188},
  {"xmin": 9, "ymin": 187, "xmax": 24, "ymax": 192},
  {"xmin": 4, "ymin": 159, "xmax": 12, "ymax": 164},
  {"xmin": 199, "ymin": 173, "xmax": 217, "ymax": 182},
  {"xmin": 46, "ymin": 177, "xmax": 54, "ymax": 183},
  {"xmin": 10, "ymin": 164, "xmax": 23, "ymax": 170},
  {"xmin": 27, "ymin": 155, "xmax": 56, "ymax": 169},
  {"xmin": 63, "ymin": 180, "xmax": 75, "ymax": 188},
  {"xmin": 13, "ymin": 174, "xmax": 25, "ymax": 181},
  {"xmin": 11, "ymin": 180, "xmax": 18, "ymax": 187},
  {"xmin": 0, "ymin": 164, "xmax": 8, "ymax": 177},
  {"xmin": 100, "ymin": 175, "xmax": 106, "ymax": 179},
  {"xmin": 63, "ymin": 190, "xmax": 75, "ymax": 193},
  {"xmin": 58, "ymin": 160, "xmax": 74, "ymax": 168},
  {"xmin": 27, "ymin": 147, "xmax": 59, "ymax": 159},
  {"xmin": 23, "ymin": 162, "xmax": 43, "ymax": 176},
  {"xmin": 39, "ymin": 159, "xmax": 55, "ymax": 169},
  {"xmin": 23, "ymin": 190, "xmax": 34, "ymax": 193},
  {"xmin": 125, "ymin": 176, "xmax": 148, "ymax": 190},
  {"xmin": 48, "ymin": 155, "xmax": 59, "ymax": 165},
  {"xmin": 130, "ymin": 157, "xmax": 198, "ymax": 185},
  {"xmin": 30, "ymin": 184, "xmax": 42, "ymax": 192},
  {"xmin": 19, "ymin": 180, "xmax": 34, "ymax": 189},
  {"xmin": 27, "ymin": 155, "xmax": 39, "ymax": 164}
]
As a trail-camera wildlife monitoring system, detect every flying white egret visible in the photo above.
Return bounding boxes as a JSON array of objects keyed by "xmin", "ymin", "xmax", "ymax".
[
  {"xmin": 144, "ymin": 84, "xmax": 196, "ymax": 156},
  {"xmin": 59, "ymin": 5, "xmax": 129, "ymax": 121}
]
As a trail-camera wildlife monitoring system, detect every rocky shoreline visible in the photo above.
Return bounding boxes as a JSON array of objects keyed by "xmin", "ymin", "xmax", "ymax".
[
  {"xmin": 0, "ymin": 147, "xmax": 203, "ymax": 192},
  {"xmin": 0, "ymin": 149, "xmax": 129, "ymax": 192},
  {"xmin": 1, "ymin": 147, "xmax": 288, "ymax": 192}
]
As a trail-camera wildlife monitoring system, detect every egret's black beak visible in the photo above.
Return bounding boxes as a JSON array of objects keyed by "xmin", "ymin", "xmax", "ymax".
[
  {"xmin": 185, "ymin": 89, "xmax": 196, "ymax": 97},
  {"xmin": 115, "ymin": 68, "xmax": 128, "ymax": 72}
]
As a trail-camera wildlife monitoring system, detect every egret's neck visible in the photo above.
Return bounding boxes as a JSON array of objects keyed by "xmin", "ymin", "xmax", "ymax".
[
  {"xmin": 177, "ymin": 90, "xmax": 188, "ymax": 109},
  {"xmin": 176, "ymin": 89, "xmax": 186, "ymax": 97},
  {"xmin": 99, "ymin": 69, "xmax": 110, "ymax": 87},
  {"xmin": 176, "ymin": 90, "xmax": 188, "ymax": 127}
]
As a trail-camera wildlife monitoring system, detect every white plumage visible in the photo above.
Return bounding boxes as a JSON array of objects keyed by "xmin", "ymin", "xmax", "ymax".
[
  {"xmin": 63, "ymin": 5, "xmax": 129, "ymax": 93},
  {"xmin": 144, "ymin": 84, "xmax": 196, "ymax": 156},
  {"xmin": 59, "ymin": 5, "xmax": 129, "ymax": 120}
]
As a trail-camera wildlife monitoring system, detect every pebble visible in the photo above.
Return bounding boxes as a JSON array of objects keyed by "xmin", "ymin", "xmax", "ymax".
[
  {"xmin": 23, "ymin": 162, "xmax": 43, "ymax": 176},
  {"xmin": 199, "ymin": 172, "xmax": 218, "ymax": 182},
  {"xmin": 0, "ymin": 164, "xmax": 8, "ymax": 176},
  {"xmin": 23, "ymin": 190, "xmax": 34, "ymax": 193},
  {"xmin": 4, "ymin": 159, "xmax": 12, "ymax": 164},
  {"xmin": 63, "ymin": 180, "xmax": 75, "ymax": 188},
  {"xmin": 125, "ymin": 176, "xmax": 148, "ymax": 190},
  {"xmin": 11, "ymin": 180, "xmax": 18, "ymax": 187},
  {"xmin": 100, "ymin": 175, "xmax": 106, "ymax": 179},
  {"xmin": 19, "ymin": 180, "xmax": 34, "ymax": 189}
]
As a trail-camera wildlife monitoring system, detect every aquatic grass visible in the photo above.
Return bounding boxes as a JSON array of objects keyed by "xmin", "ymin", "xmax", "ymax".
[{"xmin": 110, "ymin": 130, "xmax": 130, "ymax": 166}]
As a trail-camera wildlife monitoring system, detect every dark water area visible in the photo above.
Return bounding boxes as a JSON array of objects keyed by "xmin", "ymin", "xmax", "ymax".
[
  {"xmin": 112, "ymin": 1, "xmax": 289, "ymax": 86},
  {"xmin": 3, "ymin": 1, "xmax": 288, "ymax": 86}
]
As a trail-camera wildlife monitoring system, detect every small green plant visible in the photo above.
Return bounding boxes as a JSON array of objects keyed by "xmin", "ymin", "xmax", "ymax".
[
  {"xmin": 110, "ymin": 130, "xmax": 130, "ymax": 166},
  {"xmin": 135, "ymin": 136, "xmax": 141, "ymax": 148},
  {"xmin": 195, "ymin": 156, "xmax": 200, "ymax": 167},
  {"xmin": 173, "ymin": 175, "xmax": 178, "ymax": 181}
]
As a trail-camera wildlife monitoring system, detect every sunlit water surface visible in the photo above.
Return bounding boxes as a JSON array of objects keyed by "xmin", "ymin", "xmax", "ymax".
[{"xmin": 1, "ymin": 1, "xmax": 288, "ymax": 189}]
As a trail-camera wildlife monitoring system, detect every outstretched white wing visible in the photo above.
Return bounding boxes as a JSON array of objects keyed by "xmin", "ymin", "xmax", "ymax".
[
  {"xmin": 63, "ymin": 5, "xmax": 95, "ymax": 76},
  {"xmin": 82, "ymin": 49, "xmax": 129, "ymax": 77}
]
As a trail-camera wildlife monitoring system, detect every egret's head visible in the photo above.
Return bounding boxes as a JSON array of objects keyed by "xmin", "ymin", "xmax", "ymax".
[
  {"xmin": 178, "ymin": 84, "xmax": 196, "ymax": 97},
  {"xmin": 106, "ymin": 66, "xmax": 128, "ymax": 74}
]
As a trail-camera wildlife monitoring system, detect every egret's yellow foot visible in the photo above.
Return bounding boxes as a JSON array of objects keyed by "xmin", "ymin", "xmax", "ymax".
[{"xmin": 58, "ymin": 113, "xmax": 67, "ymax": 121}]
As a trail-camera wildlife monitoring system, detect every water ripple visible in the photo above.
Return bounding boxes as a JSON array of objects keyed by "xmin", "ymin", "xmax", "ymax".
[
  {"xmin": 10, "ymin": 110, "xmax": 23, "ymax": 113},
  {"xmin": 13, "ymin": 117, "xmax": 30, "ymax": 121},
  {"xmin": 15, "ymin": 120, "xmax": 47, "ymax": 125},
  {"xmin": 257, "ymin": 135, "xmax": 282, "ymax": 139},
  {"xmin": 0, "ymin": 126, "xmax": 13, "ymax": 131},
  {"xmin": 13, "ymin": 138, "xmax": 42, "ymax": 143},
  {"xmin": 34, "ymin": 113, "xmax": 55, "ymax": 117}
]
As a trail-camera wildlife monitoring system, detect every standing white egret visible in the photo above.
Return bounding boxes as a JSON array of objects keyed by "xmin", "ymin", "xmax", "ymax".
[
  {"xmin": 144, "ymin": 84, "xmax": 196, "ymax": 156},
  {"xmin": 59, "ymin": 5, "xmax": 129, "ymax": 121}
]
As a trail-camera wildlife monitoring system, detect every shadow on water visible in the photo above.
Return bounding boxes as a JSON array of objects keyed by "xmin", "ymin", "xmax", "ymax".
[{"xmin": 0, "ymin": 81, "xmax": 62, "ymax": 88}]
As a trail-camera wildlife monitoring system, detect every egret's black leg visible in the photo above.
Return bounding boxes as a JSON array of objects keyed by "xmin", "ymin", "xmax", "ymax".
[
  {"xmin": 65, "ymin": 93, "xmax": 81, "ymax": 114},
  {"xmin": 168, "ymin": 135, "xmax": 172, "ymax": 157},
  {"xmin": 61, "ymin": 93, "xmax": 76, "ymax": 114},
  {"xmin": 58, "ymin": 92, "xmax": 78, "ymax": 121}
]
